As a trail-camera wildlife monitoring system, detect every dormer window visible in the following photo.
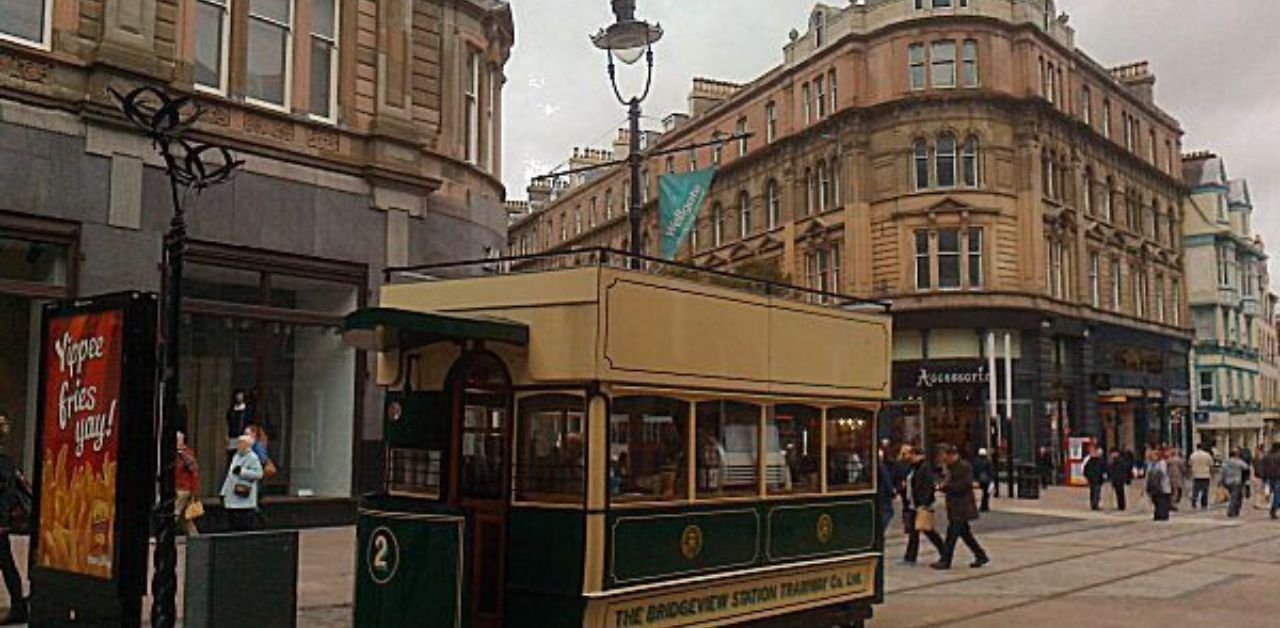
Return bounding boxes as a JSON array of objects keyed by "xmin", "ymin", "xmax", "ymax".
[{"xmin": 811, "ymin": 12, "xmax": 826, "ymax": 49}]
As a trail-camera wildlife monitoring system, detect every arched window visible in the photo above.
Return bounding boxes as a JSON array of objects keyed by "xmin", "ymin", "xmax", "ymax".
[
  {"xmin": 818, "ymin": 160, "xmax": 830, "ymax": 212},
  {"xmin": 712, "ymin": 203, "xmax": 725, "ymax": 246},
  {"xmin": 936, "ymin": 134, "xmax": 957, "ymax": 188},
  {"xmin": 962, "ymin": 135, "xmax": 979, "ymax": 187},
  {"xmin": 913, "ymin": 139, "xmax": 929, "ymax": 190},
  {"xmin": 766, "ymin": 179, "xmax": 781, "ymax": 229},
  {"xmin": 739, "ymin": 191, "xmax": 753, "ymax": 236}
]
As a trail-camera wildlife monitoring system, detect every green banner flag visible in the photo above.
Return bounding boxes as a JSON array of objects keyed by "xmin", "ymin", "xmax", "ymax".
[{"xmin": 659, "ymin": 168, "xmax": 717, "ymax": 260}]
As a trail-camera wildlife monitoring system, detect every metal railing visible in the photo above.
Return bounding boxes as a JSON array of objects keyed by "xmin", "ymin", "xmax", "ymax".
[{"xmin": 385, "ymin": 247, "xmax": 890, "ymax": 312}]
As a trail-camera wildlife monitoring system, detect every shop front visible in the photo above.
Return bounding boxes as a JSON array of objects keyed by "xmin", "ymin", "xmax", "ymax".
[
  {"xmin": 1090, "ymin": 323, "xmax": 1192, "ymax": 459},
  {"xmin": 890, "ymin": 360, "xmax": 998, "ymax": 458},
  {"xmin": 0, "ymin": 212, "xmax": 78, "ymax": 475}
]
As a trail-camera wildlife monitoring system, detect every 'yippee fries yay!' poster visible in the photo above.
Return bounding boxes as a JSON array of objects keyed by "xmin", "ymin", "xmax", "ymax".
[{"xmin": 37, "ymin": 309, "xmax": 123, "ymax": 579}]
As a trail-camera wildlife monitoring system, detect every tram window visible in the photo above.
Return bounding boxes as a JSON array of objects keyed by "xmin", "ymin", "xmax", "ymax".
[
  {"xmin": 515, "ymin": 394, "xmax": 587, "ymax": 502},
  {"xmin": 769, "ymin": 405, "xmax": 822, "ymax": 495},
  {"xmin": 696, "ymin": 401, "xmax": 762, "ymax": 498},
  {"xmin": 610, "ymin": 396, "xmax": 690, "ymax": 502},
  {"xmin": 827, "ymin": 407, "xmax": 875, "ymax": 491}
]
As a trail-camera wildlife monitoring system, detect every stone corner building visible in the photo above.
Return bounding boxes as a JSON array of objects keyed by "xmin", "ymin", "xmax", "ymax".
[
  {"xmin": 509, "ymin": 0, "xmax": 1192, "ymax": 475},
  {"xmin": 0, "ymin": 0, "xmax": 513, "ymax": 520}
]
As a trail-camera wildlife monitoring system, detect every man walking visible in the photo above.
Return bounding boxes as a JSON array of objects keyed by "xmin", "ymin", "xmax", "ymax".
[
  {"xmin": 932, "ymin": 444, "xmax": 990, "ymax": 570},
  {"xmin": 1147, "ymin": 449, "xmax": 1172, "ymax": 521},
  {"xmin": 1084, "ymin": 446, "xmax": 1108, "ymax": 511},
  {"xmin": 1108, "ymin": 448, "xmax": 1130, "ymax": 511},
  {"xmin": 1260, "ymin": 443, "xmax": 1280, "ymax": 519},
  {"xmin": 1222, "ymin": 449, "xmax": 1249, "ymax": 518},
  {"xmin": 1166, "ymin": 447, "xmax": 1186, "ymax": 511},
  {"xmin": 1189, "ymin": 444, "xmax": 1214, "ymax": 510}
]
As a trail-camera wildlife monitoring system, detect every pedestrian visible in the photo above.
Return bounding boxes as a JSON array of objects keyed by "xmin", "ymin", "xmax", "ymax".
[
  {"xmin": 225, "ymin": 389, "xmax": 254, "ymax": 471},
  {"xmin": 0, "ymin": 414, "xmax": 29, "ymax": 625},
  {"xmin": 973, "ymin": 448, "xmax": 995, "ymax": 512},
  {"xmin": 244, "ymin": 424, "xmax": 277, "ymax": 481},
  {"xmin": 1260, "ymin": 443, "xmax": 1280, "ymax": 520},
  {"xmin": 1240, "ymin": 445, "xmax": 1254, "ymax": 500},
  {"xmin": 221, "ymin": 434, "xmax": 265, "ymax": 532},
  {"xmin": 1222, "ymin": 449, "xmax": 1249, "ymax": 518},
  {"xmin": 877, "ymin": 454, "xmax": 895, "ymax": 542},
  {"xmin": 1165, "ymin": 447, "xmax": 1186, "ymax": 511},
  {"xmin": 1083, "ymin": 446, "xmax": 1108, "ymax": 511},
  {"xmin": 175, "ymin": 431, "xmax": 201, "ymax": 536},
  {"xmin": 1037, "ymin": 446, "xmax": 1054, "ymax": 489},
  {"xmin": 931, "ymin": 444, "xmax": 990, "ymax": 570},
  {"xmin": 900, "ymin": 446, "xmax": 946, "ymax": 564},
  {"xmin": 1189, "ymin": 444, "xmax": 1214, "ymax": 510},
  {"xmin": 1148, "ymin": 449, "xmax": 1173, "ymax": 521},
  {"xmin": 1108, "ymin": 448, "xmax": 1130, "ymax": 511}
]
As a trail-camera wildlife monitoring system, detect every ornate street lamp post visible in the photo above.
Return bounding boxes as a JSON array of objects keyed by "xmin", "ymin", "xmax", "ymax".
[
  {"xmin": 111, "ymin": 86, "xmax": 242, "ymax": 628},
  {"xmin": 592, "ymin": 0, "xmax": 663, "ymax": 263}
]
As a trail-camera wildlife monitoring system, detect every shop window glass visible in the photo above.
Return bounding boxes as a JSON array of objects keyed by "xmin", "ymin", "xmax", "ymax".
[
  {"xmin": 515, "ymin": 394, "xmax": 586, "ymax": 502},
  {"xmin": 827, "ymin": 407, "xmax": 874, "ymax": 491},
  {"xmin": 0, "ymin": 236, "xmax": 68, "ymax": 286},
  {"xmin": 696, "ymin": 401, "xmax": 761, "ymax": 498},
  {"xmin": 610, "ymin": 396, "xmax": 689, "ymax": 502},
  {"xmin": 769, "ymin": 405, "xmax": 822, "ymax": 495},
  {"xmin": 185, "ymin": 263, "xmax": 263, "ymax": 306}
]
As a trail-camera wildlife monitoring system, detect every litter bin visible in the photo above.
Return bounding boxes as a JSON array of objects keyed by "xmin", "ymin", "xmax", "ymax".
[
  {"xmin": 1016, "ymin": 464, "xmax": 1041, "ymax": 500},
  {"xmin": 185, "ymin": 531, "xmax": 299, "ymax": 628}
]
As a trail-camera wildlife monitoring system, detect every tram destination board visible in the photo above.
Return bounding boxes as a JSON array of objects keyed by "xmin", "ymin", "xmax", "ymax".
[{"xmin": 588, "ymin": 557, "xmax": 877, "ymax": 628}]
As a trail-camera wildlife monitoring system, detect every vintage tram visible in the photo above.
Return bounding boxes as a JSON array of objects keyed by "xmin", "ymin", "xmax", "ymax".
[{"xmin": 344, "ymin": 250, "xmax": 892, "ymax": 627}]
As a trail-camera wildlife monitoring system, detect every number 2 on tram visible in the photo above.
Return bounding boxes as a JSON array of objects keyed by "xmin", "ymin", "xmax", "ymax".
[{"xmin": 344, "ymin": 253, "xmax": 892, "ymax": 628}]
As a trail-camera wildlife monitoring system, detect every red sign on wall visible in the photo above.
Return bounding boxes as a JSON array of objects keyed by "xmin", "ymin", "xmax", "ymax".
[{"xmin": 36, "ymin": 309, "xmax": 124, "ymax": 580}]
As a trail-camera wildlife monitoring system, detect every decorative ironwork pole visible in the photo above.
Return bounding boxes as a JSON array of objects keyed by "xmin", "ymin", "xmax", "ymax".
[{"xmin": 111, "ymin": 86, "xmax": 242, "ymax": 628}]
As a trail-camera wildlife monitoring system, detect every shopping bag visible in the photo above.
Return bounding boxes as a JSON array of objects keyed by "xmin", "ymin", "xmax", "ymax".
[
  {"xmin": 914, "ymin": 507, "xmax": 935, "ymax": 532},
  {"xmin": 1211, "ymin": 486, "xmax": 1229, "ymax": 505}
]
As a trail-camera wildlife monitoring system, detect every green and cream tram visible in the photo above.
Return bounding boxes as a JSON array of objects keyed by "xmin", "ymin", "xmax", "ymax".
[{"xmin": 344, "ymin": 250, "xmax": 891, "ymax": 628}]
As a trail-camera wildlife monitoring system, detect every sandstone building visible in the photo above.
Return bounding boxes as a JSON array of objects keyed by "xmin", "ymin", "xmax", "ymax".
[
  {"xmin": 509, "ymin": 0, "xmax": 1192, "ymax": 472},
  {"xmin": 0, "ymin": 0, "xmax": 513, "ymax": 522}
]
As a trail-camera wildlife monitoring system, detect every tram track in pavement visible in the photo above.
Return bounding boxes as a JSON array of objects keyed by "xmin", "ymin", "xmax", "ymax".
[
  {"xmin": 895, "ymin": 520, "xmax": 1280, "ymax": 627},
  {"xmin": 888, "ymin": 517, "xmax": 1237, "ymax": 596}
]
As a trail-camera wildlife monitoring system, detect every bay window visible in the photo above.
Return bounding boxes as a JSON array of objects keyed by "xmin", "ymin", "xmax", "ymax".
[
  {"xmin": 765, "ymin": 102, "xmax": 777, "ymax": 143},
  {"xmin": 961, "ymin": 39, "xmax": 979, "ymax": 87},
  {"xmin": 465, "ymin": 51, "xmax": 481, "ymax": 164},
  {"xmin": 936, "ymin": 134, "xmax": 957, "ymax": 189},
  {"xmin": 909, "ymin": 44, "xmax": 926, "ymax": 90},
  {"xmin": 931, "ymin": 41, "xmax": 956, "ymax": 88},
  {"xmin": 938, "ymin": 228, "xmax": 961, "ymax": 289},
  {"xmin": 967, "ymin": 227, "xmax": 983, "ymax": 288},
  {"xmin": 915, "ymin": 230, "xmax": 931, "ymax": 290},
  {"xmin": 805, "ymin": 245, "xmax": 841, "ymax": 302},
  {"xmin": 246, "ymin": 0, "xmax": 294, "ymax": 109},
  {"xmin": 766, "ymin": 179, "xmax": 781, "ymax": 229},
  {"xmin": 913, "ymin": 139, "xmax": 929, "ymax": 190},
  {"xmin": 961, "ymin": 135, "xmax": 979, "ymax": 187}
]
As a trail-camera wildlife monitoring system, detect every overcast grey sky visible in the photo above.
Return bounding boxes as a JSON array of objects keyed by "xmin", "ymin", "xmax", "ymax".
[{"xmin": 502, "ymin": 0, "xmax": 1280, "ymax": 270}]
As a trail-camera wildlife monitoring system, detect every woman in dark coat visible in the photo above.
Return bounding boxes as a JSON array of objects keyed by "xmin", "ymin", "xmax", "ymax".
[{"xmin": 901, "ymin": 446, "xmax": 946, "ymax": 563}]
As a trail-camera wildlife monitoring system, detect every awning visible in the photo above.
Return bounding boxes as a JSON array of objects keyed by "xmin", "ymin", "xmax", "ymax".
[{"xmin": 342, "ymin": 307, "xmax": 529, "ymax": 351}]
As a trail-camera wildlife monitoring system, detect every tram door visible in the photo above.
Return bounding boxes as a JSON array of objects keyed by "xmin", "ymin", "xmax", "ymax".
[{"xmin": 448, "ymin": 352, "xmax": 511, "ymax": 628}]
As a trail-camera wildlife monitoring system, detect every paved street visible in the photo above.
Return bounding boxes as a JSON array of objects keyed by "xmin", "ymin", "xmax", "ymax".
[
  {"xmin": 875, "ymin": 485, "xmax": 1280, "ymax": 627},
  {"xmin": 4, "ymin": 486, "xmax": 1279, "ymax": 626}
]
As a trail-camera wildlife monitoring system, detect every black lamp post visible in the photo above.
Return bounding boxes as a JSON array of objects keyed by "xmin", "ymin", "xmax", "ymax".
[
  {"xmin": 592, "ymin": 0, "xmax": 662, "ymax": 263},
  {"xmin": 111, "ymin": 86, "xmax": 242, "ymax": 628}
]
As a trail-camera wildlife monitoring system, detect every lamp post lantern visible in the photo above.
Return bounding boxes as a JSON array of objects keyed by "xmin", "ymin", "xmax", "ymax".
[
  {"xmin": 111, "ymin": 86, "xmax": 242, "ymax": 628},
  {"xmin": 592, "ymin": 0, "xmax": 662, "ymax": 263}
]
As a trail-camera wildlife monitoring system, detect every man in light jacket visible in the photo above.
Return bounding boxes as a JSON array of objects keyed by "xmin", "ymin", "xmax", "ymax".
[
  {"xmin": 1189, "ymin": 445, "xmax": 1214, "ymax": 510},
  {"xmin": 1222, "ymin": 449, "xmax": 1249, "ymax": 518},
  {"xmin": 221, "ymin": 435, "xmax": 264, "ymax": 531}
]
